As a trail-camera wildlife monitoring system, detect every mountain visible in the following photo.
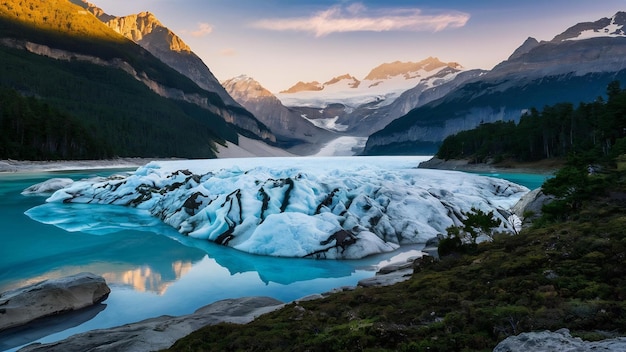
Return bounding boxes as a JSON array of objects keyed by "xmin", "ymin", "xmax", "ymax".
[
  {"xmin": 69, "ymin": 1, "xmax": 270, "ymax": 141},
  {"xmin": 276, "ymin": 57, "xmax": 467, "ymax": 136},
  {"xmin": 333, "ymin": 67, "xmax": 484, "ymax": 136},
  {"xmin": 0, "ymin": 0, "xmax": 274, "ymax": 159},
  {"xmin": 222, "ymin": 75, "xmax": 336, "ymax": 154},
  {"xmin": 280, "ymin": 81, "xmax": 323, "ymax": 94},
  {"xmin": 363, "ymin": 11, "xmax": 626, "ymax": 155}
]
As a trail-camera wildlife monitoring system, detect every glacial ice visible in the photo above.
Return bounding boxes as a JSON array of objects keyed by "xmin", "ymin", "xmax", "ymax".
[
  {"xmin": 41, "ymin": 156, "xmax": 529, "ymax": 259},
  {"xmin": 21, "ymin": 178, "xmax": 74, "ymax": 195}
]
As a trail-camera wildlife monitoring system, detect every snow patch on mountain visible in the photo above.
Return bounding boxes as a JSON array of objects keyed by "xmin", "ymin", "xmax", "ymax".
[
  {"xmin": 302, "ymin": 115, "xmax": 349, "ymax": 132},
  {"xmin": 568, "ymin": 19, "xmax": 625, "ymax": 40},
  {"xmin": 553, "ymin": 12, "xmax": 626, "ymax": 42}
]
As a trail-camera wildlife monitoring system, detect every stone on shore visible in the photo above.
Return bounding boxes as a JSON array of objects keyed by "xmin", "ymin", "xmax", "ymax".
[
  {"xmin": 493, "ymin": 328, "xmax": 626, "ymax": 352},
  {"xmin": 18, "ymin": 296, "xmax": 284, "ymax": 352},
  {"xmin": 511, "ymin": 188, "xmax": 554, "ymax": 226},
  {"xmin": 0, "ymin": 272, "xmax": 110, "ymax": 332}
]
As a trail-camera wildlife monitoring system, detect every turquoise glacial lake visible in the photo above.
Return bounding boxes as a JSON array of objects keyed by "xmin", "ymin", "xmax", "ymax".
[{"xmin": 0, "ymin": 165, "xmax": 548, "ymax": 351}]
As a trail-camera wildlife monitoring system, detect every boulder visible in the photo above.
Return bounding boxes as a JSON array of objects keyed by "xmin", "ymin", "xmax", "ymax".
[
  {"xmin": 511, "ymin": 188, "xmax": 554, "ymax": 226},
  {"xmin": 19, "ymin": 296, "xmax": 284, "ymax": 352},
  {"xmin": 0, "ymin": 272, "xmax": 110, "ymax": 332},
  {"xmin": 493, "ymin": 328, "xmax": 626, "ymax": 352}
]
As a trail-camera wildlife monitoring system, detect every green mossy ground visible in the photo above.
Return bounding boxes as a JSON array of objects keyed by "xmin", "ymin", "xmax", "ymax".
[{"xmin": 164, "ymin": 168, "xmax": 626, "ymax": 351}]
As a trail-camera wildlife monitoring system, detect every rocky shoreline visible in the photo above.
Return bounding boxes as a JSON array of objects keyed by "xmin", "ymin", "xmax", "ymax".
[
  {"xmin": 16, "ymin": 262, "xmax": 624, "ymax": 352},
  {"xmin": 0, "ymin": 158, "xmax": 161, "ymax": 173},
  {"xmin": 4, "ymin": 261, "xmax": 416, "ymax": 352},
  {"xmin": 417, "ymin": 156, "xmax": 561, "ymax": 174}
]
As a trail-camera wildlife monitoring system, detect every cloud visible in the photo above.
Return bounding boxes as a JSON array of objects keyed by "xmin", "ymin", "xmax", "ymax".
[
  {"xmin": 219, "ymin": 48, "xmax": 237, "ymax": 56},
  {"xmin": 185, "ymin": 22, "xmax": 213, "ymax": 37},
  {"xmin": 251, "ymin": 3, "xmax": 470, "ymax": 37}
]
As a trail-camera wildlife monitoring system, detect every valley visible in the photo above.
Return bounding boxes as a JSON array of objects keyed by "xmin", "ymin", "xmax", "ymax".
[{"xmin": 1, "ymin": 1, "xmax": 626, "ymax": 351}]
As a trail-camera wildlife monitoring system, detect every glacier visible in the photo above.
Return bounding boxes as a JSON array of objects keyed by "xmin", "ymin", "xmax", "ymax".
[{"xmin": 39, "ymin": 156, "xmax": 529, "ymax": 259}]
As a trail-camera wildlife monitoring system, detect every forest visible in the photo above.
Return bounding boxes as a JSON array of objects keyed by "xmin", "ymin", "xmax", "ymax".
[
  {"xmin": 0, "ymin": 45, "xmax": 240, "ymax": 160},
  {"xmin": 436, "ymin": 81, "xmax": 626, "ymax": 164},
  {"xmin": 0, "ymin": 87, "xmax": 110, "ymax": 159},
  {"xmin": 0, "ymin": 0, "xmax": 255, "ymax": 160}
]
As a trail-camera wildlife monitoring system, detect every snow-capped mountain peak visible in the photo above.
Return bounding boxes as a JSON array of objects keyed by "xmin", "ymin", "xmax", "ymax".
[
  {"xmin": 280, "ymin": 81, "xmax": 324, "ymax": 94},
  {"xmin": 552, "ymin": 11, "xmax": 626, "ymax": 42},
  {"xmin": 363, "ymin": 57, "xmax": 461, "ymax": 81},
  {"xmin": 276, "ymin": 57, "xmax": 464, "ymax": 109},
  {"xmin": 323, "ymin": 74, "xmax": 361, "ymax": 89},
  {"xmin": 222, "ymin": 75, "xmax": 275, "ymax": 99}
]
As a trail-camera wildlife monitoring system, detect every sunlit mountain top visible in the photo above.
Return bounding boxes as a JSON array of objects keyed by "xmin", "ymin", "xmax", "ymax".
[{"xmin": 0, "ymin": 0, "xmax": 126, "ymax": 43}]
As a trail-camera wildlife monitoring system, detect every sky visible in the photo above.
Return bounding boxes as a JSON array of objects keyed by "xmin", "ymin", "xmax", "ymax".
[{"xmin": 98, "ymin": 1, "xmax": 625, "ymax": 93}]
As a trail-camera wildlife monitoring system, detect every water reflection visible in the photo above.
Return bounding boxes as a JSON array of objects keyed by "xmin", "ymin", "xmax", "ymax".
[
  {"xmin": 0, "ymin": 304, "xmax": 106, "ymax": 351},
  {"xmin": 24, "ymin": 202, "xmax": 363, "ymax": 286},
  {"xmin": 101, "ymin": 261, "xmax": 193, "ymax": 294}
]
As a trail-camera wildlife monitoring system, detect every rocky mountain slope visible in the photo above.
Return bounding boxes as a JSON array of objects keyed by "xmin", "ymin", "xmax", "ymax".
[
  {"xmin": 70, "ymin": 0, "xmax": 273, "ymax": 142},
  {"xmin": 222, "ymin": 75, "xmax": 336, "ymax": 154},
  {"xmin": 363, "ymin": 11, "xmax": 626, "ymax": 155},
  {"xmin": 0, "ymin": 0, "xmax": 274, "ymax": 159}
]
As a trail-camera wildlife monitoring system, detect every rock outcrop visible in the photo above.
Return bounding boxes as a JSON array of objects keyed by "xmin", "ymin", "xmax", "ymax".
[
  {"xmin": 0, "ymin": 273, "xmax": 110, "ymax": 332},
  {"xmin": 493, "ymin": 328, "xmax": 626, "ymax": 352},
  {"xmin": 19, "ymin": 296, "xmax": 284, "ymax": 352}
]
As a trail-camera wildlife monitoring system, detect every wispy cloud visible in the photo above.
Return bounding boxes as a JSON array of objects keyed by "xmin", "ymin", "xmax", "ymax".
[
  {"xmin": 251, "ymin": 3, "xmax": 470, "ymax": 37},
  {"xmin": 219, "ymin": 48, "xmax": 238, "ymax": 57},
  {"xmin": 182, "ymin": 22, "xmax": 214, "ymax": 37}
]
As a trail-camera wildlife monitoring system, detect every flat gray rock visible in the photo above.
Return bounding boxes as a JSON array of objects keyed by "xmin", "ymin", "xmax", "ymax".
[
  {"xmin": 0, "ymin": 272, "xmax": 110, "ymax": 332},
  {"xmin": 494, "ymin": 328, "xmax": 626, "ymax": 352},
  {"xmin": 19, "ymin": 296, "xmax": 284, "ymax": 352}
]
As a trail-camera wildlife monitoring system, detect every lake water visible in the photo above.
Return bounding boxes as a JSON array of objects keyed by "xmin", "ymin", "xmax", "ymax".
[{"xmin": 0, "ymin": 162, "xmax": 548, "ymax": 351}]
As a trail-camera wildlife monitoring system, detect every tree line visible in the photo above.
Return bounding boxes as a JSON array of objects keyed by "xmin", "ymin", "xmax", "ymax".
[
  {"xmin": 0, "ymin": 44, "xmax": 240, "ymax": 160},
  {"xmin": 0, "ymin": 88, "xmax": 111, "ymax": 160},
  {"xmin": 436, "ymin": 81, "xmax": 626, "ymax": 163}
]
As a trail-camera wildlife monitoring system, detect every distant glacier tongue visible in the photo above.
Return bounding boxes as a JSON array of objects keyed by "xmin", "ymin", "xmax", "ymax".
[{"xmin": 44, "ymin": 157, "xmax": 528, "ymax": 259}]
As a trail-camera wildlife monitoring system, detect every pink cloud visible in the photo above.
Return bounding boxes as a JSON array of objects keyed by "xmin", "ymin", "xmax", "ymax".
[
  {"xmin": 186, "ymin": 22, "xmax": 213, "ymax": 37},
  {"xmin": 252, "ymin": 4, "xmax": 470, "ymax": 37}
]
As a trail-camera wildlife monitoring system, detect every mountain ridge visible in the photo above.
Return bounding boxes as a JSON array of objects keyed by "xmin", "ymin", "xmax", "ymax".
[
  {"xmin": 0, "ymin": 0, "xmax": 277, "ymax": 159},
  {"xmin": 69, "ymin": 0, "xmax": 273, "ymax": 142},
  {"xmin": 222, "ymin": 75, "xmax": 336, "ymax": 154},
  {"xmin": 71, "ymin": 0, "xmax": 244, "ymax": 109},
  {"xmin": 363, "ymin": 11, "xmax": 626, "ymax": 155},
  {"xmin": 279, "ymin": 57, "xmax": 460, "ymax": 95}
]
